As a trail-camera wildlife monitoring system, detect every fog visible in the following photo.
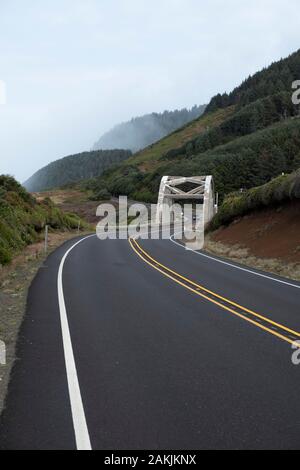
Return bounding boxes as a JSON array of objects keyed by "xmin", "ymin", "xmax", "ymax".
[
  {"xmin": 0, "ymin": 0, "xmax": 300, "ymax": 182},
  {"xmin": 93, "ymin": 106, "xmax": 205, "ymax": 152}
]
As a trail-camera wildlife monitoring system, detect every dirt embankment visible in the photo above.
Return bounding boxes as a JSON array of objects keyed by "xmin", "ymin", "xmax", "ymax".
[{"xmin": 206, "ymin": 200, "xmax": 300, "ymax": 280}]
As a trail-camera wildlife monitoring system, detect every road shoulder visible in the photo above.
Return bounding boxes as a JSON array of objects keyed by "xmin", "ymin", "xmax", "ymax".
[{"xmin": 0, "ymin": 231, "xmax": 91, "ymax": 415}]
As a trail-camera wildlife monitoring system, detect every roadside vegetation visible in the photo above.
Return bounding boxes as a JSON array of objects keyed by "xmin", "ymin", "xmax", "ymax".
[
  {"xmin": 208, "ymin": 169, "xmax": 300, "ymax": 231},
  {"xmin": 0, "ymin": 175, "xmax": 89, "ymax": 265},
  {"xmin": 34, "ymin": 186, "xmax": 113, "ymax": 225},
  {"xmin": 0, "ymin": 179, "xmax": 93, "ymax": 412},
  {"xmin": 205, "ymin": 167, "xmax": 300, "ymax": 281}
]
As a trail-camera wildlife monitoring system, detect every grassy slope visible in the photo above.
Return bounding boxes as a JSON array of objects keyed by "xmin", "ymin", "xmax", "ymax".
[
  {"xmin": 116, "ymin": 107, "xmax": 235, "ymax": 171},
  {"xmin": 34, "ymin": 187, "xmax": 110, "ymax": 226},
  {"xmin": 94, "ymin": 116, "xmax": 300, "ymax": 203},
  {"xmin": 0, "ymin": 176, "xmax": 89, "ymax": 265},
  {"xmin": 88, "ymin": 107, "xmax": 236, "ymax": 202},
  {"xmin": 160, "ymin": 117, "xmax": 300, "ymax": 196}
]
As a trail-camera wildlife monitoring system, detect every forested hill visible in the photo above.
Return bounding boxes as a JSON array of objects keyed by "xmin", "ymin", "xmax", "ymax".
[
  {"xmin": 205, "ymin": 49, "xmax": 300, "ymax": 112},
  {"xmin": 88, "ymin": 49, "xmax": 300, "ymax": 203},
  {"xmin": 24, "ymin": 149, "xmax": 132, "ymax": 192},
  {"xmin": 93, "ymin": 105, "xmax": 206, "ymax": 152}
]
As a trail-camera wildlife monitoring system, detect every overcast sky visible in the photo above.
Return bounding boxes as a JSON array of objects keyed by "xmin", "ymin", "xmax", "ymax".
[{"xmin": 0, "ymin": 0, "xmax": 300, "ymax": 182}]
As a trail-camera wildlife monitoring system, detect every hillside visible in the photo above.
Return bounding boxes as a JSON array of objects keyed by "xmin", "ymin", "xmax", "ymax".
[
  {"xmin": 93, "ymin": 105, "xmax": 206, "ymax": 152},
  {"xmin": 24, "ymin": 149, "xmax": 132, "ymax": 192},
  {"xmin": 209, "ymin": 169, "xmax": 300, "ymax": 230},
  {"xmin": 86, "ymin": 106, "xmax": 235, "ymax": 201},
  {"xmin": 206, "ymin": 170, "xmax": 300, "ymax": 280},
  {"xmin": 89, "ymin": 49, "xmax": 300, "ymax": 203},
  {"xmin": 33, "ymin": 187, "xmax": 114, "ymax": 226},
  {"xmin": 205, "ymin": 49, "xmax": 300, "ymax": 112},
  {"xmin": 0, "ymin": 175, "xmax": 88, "ymax": 265},
  {"xmin": 211, "ymin": 200, "xmax": 300, "ymax": 263}
]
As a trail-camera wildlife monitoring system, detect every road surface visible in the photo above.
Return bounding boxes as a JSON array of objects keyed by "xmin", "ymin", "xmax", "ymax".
[{"xmin": 0, "ymin": 234, "xmax": 300, "ymax": 449}]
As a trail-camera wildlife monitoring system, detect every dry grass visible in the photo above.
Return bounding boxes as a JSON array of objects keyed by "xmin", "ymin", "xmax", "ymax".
[
  {"xmin": 33, "ymin": 188, "xmax": 92, "ymax": 205},
  {"xmin": 34, "ymin": 188, "xmax": 108, "ymax": 227},
  {"xmin": 126, "ymin": 107, "xmax": 235, "ymax": 169},
  {"xmin": 205, "ymin": 235, "xmax": 300, "ymax": 282}
]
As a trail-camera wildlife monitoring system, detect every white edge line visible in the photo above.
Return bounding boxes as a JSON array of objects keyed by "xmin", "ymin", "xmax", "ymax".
[
  {"xmin": 57, "ymin": 234, "xmax": 96, "ymax": 450},
  {"xmin": 170, "ymin": 234, "xmax": 300, "ymax": 290}
]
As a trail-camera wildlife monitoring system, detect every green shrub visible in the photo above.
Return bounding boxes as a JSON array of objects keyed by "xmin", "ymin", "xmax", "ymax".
[
  {"xmin": 89, "ymin": 188, "xmax": 111, "ymax": 201},
  {"xmin": 132, "ymin": 190, "xmax": 156, "ymax": 203},
  {"xmin": 0, "ymin": 244, "xmax": 12, "ymax": 265},
  {"xmin": 208, "ymin": 169, "xmax": 300, "ymax": 231},
  {"xmin": 0, "ymin": 175, "xmax": 88, "ymax": 265}
]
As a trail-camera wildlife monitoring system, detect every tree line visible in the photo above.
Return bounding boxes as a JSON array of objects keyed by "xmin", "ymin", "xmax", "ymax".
[{"xmin": 24, "ymin": 149, "xmax": 132, "ymax": 192}]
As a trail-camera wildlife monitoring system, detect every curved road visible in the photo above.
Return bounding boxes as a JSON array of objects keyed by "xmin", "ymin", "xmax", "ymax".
[{"xmin": 0, "ymin": 234, "xmax": 300, "ymax": 449}]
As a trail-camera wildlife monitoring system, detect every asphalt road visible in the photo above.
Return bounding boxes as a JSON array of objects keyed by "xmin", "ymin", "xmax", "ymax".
[{"xmin": 0, "ymin": 234, "xmax": 300, "ymax": 450}]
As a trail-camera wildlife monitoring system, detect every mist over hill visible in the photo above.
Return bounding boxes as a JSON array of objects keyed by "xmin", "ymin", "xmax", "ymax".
[
  {"xmin": 93, "ymin": 105, "xmax": 206, "ymax": 152},
  {"xmin": 90, "ymin": 49, "xmax": 300, "ymax": 203}
]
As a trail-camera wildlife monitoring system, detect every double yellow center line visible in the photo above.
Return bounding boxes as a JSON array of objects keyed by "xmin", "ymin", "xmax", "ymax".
[{"xmin": 129, "ymin": 237, "xmax": 300, "ymax": 346}]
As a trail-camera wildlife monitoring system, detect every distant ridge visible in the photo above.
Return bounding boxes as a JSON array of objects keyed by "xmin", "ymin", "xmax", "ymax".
[
  {"xmin": 24, "ymin": 149, "xmax": 132, "ymax": 192},
  {"xmin": 93, "ymin": 105, "xmax": 206, "ymax": 152}
]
